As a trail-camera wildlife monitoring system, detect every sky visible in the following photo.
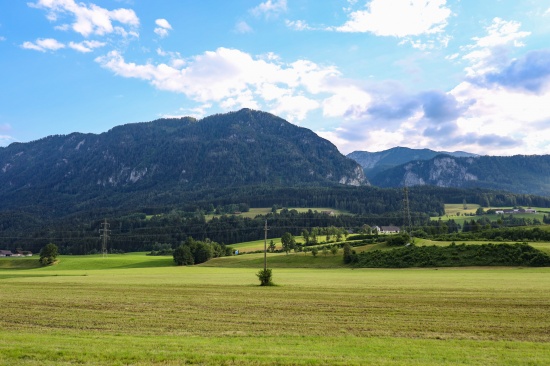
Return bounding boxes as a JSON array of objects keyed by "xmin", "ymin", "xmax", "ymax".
[{"xmin": 1, "ymin": 0, "xmax": 550, "ymax": 156}]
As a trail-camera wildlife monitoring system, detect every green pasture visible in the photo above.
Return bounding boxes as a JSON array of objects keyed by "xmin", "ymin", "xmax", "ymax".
[
  {"xmin": 2, "ymin": 253, "xmax": 550, "ymax": 365},
  {"xmin": 205, "ymin": 207, "xmax": 347, "ymax": 221},
  {"xmin": 433, "ymin": 204, "xmax": 550, "ymax": 224},
  {"xmin": 443, "ymin": 203, "xmax": 481, "ymax": 216}
]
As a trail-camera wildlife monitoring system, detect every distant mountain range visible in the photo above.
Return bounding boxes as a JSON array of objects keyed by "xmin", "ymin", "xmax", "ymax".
[
  {"xmin": 347, "ymin": 148, "xmax": 550, "ymax": 197},
  {"xmin": 347, "ymin": 147, "xmax": 478, "ymax": 177}
]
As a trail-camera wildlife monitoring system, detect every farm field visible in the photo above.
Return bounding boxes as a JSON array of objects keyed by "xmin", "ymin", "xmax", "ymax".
[
  {"xmin": 204, "ymin": 207, "xmax": 347, "ymax": 221},
  {"xmin": 2, "ymin": 254, "xmax": 550, "ymax": 365},
  {"xmin": 432, "ymin": 205, "xmax": 550, "ymax": 225}
]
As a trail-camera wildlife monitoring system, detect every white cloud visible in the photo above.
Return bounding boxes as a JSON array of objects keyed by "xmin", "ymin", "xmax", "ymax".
[
  {"xmin": 250, "ymin": 0, "xmax": 287, "ymax": 18},
  {"xmin": 68, "ymin": 40, "xmax": 106, "ymax": 52},
  {"xmin": 0, "ymin": 36, "xmax": 6, "ymax": 41},
  {"xmin": 29, "ymin": 0, "xmax": 139, "ymax": 37},
  {"xmin": 333, "ymin": 0, "xmax": 451, "ymax": 37},
  {"xmin": 235, "ymin": 21, "xmax": 253, "ymax": 34},
  {"xmin": 0, "ymin": 124, "xmax": 15, "ymax": 146},
  {"xmin": 462, "ymin": 18, "xmax": 531, "ymax": 78},
  {"xmin": 22, "ymin": 38, "xmax": 65, "ymax": 52},
  {"xmin": 154, "ymin": 18, "xmax": 172, "ymax": 38},
  {"xmin": 317, "ymin": 15, "xmax": 550, "ymax": 156},
  {"xmin": 95, "ymin": 47, "xmax": 345, "ymax": 122},
  {"xmin": 0, "ymin": 134, "xmax": 16, "ymax": 147},
  {"xmin": 285, "ymin": 20, "xmax": 312, "ymax": 31}
]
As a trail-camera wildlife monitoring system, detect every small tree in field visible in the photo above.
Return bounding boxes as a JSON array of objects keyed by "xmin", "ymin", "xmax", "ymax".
[
  {"xmin": 330, "ymin": 246, "xmax": 339, "ymax": 256},
  {"xmin": 257, "ymin": 268, "xmax": 274, "ymax": 286},
  {"xmin": 311, "ymin": 247, "xmax": 318, "ymax": 257},
  {"xmin": 281, "ymin": 232, "xmax": 295, "ymax": 254},
  {"xmin": 268, "ymin": 240, "xmax": 276, "ymax": 253},
  {"xmin": 39, "ymin": 243, "xmax": 58, "ymax": 266}
]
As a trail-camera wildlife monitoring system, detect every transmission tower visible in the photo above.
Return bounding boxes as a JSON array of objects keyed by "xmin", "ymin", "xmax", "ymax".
[
  {"xmin": 403, "ymin": 187, "xmax": 413, "ymax": 240},
  {"xmin": 99, "ymin": 219, "xmax": 110, "ymax": 257}
]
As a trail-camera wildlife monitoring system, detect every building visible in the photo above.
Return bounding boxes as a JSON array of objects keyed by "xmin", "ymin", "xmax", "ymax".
[
  {"xmin": 379, "ymin": 226, "xmax": 401, "ymax": 234},
  {"xmin": 0, "ymin": 250, "xmax": 14, "ymax": 257}
]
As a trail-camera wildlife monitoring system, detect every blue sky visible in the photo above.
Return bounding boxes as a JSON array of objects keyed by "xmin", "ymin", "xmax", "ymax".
[{"xmin": 1, "ymin": 0, "xmax": 550, "ymax": 155}]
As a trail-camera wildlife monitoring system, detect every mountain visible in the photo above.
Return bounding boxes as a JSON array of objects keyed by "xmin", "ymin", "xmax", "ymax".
[
  {"xmin": 347, "ymin": 147, "xmax": 478, "ymax": 177},
  {"xmin": 369, "ymin": 155, "xmax": 550, "ymax": 196},
  {"xmin": 0, "ymin": 109, "xmax": 366, "ymax": 216}
]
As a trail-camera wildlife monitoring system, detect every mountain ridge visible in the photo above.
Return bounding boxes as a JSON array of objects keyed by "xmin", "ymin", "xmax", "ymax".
[{"xmin": 0, "ymin": 109, "xmax": 367, "ymax": 216}]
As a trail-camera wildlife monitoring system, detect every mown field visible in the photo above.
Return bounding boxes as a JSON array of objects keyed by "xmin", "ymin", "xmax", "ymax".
[
  {"xmin": 433, "ymin": 204, "xmax": 550, "ymax": 225},
  {"xmin": 2, "ymin": 253, "xmax": 550, "ymax": 365},
  {"xmin": 204, "ymin": 207, "xmax": 347, "ymax": 221}
]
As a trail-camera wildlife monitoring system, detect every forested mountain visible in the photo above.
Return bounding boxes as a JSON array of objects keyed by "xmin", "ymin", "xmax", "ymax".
[
  {"xmin": 370, "ymin": 155, "xmax": 550, "ymax": 196},
  {"xmin": 0, "ymin": 109, "xmax": 366, "ymax": 217},
  {"xmin": 347, "ymin": 147, "xmax": 477, "ymax": 177},
  {"xmin": 2, "ymin": 108, "xmax": 550, "ymax": 254}
]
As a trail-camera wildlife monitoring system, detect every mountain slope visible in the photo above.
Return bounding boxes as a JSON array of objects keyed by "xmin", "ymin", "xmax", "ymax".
[
  {"xmin": 0, "ymin": 109, "xmax": 367, "ymax": 215},
  {"xmin": 369, "ymin": 155, "xmax": 550, "ymax": 196},
  {"xmin": 348, "ymin": 147, "xmax": 477, "ymax": 177}
]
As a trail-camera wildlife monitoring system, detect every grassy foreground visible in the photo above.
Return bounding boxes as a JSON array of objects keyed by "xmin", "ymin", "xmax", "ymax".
[{"xmin": 1, "ymin": 254, "xmax": 550, "ymax": 365}]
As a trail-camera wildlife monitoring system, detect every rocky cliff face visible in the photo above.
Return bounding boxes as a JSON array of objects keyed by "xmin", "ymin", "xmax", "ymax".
[{"xmin": 370, "ymin": 155, "xmax": 550, "ymax": 196}]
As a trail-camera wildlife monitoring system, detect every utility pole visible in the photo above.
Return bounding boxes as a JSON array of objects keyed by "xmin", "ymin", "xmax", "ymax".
[
  {"xmin": 264, "ymin": 219, "xmax": 268, "ymax": 271},
  {"xmin": 99, "ymin": 219, "xmax": 110, "ymax": 257},
  {"xmin": 403, "ymin": 187, "xmax": 413, "ymax": 241}
]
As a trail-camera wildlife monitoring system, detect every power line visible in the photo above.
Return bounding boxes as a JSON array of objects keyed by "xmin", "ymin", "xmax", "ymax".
[{"xmin": 99, "ymin": 219, "xmax": 110, "ymax": 257}]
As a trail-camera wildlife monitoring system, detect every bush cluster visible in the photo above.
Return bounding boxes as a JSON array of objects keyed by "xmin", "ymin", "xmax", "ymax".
[
  {"xmin": 349, "ymin": 243, "xmax": 550, "ymax": 268},
  {"xmin": 173, "ymin": 237, "xmax": 232, "ymax": 266}
]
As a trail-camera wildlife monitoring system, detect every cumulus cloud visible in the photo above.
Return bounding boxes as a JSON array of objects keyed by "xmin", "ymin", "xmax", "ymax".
[
  {"xmin": 29, "ymin": 0, "xmax": 139, "ymax": 37},
  {"xmin": 250, "ymin": 0, "xmax": 287, "ymax": 18},
  {"xmin": 313, "ymin": 16, "xmax": 544, "ymax": 155},
  {"xmin": 333, "ymin": 0, "xmax": 451, "ymax": 37},
  {"xmin": 68, "ymin": 40, "xmax": 106, "ymax": 52},
  {"xmin": 22, "ymin": 38, "xmax": 65, "ymax": 52},
  {"xmin": 154, "ymin": 18, "xmax": 172, "ymax": 38},
  {"xmin": 95, "ymin": 47, "xmax": 340, "ymax": 122},
  {"xmin": 0, "ymin": 36, "xmax": 5, "ymax": 41},
  {"xmin": 482, "ymin": 50, "xmax": 550, "ymax": 93}
]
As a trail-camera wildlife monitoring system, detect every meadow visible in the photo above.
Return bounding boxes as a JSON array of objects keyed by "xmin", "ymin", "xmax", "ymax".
[
  {"xmin": 204, "ymin": 207, "xmax": 347, "ymax": 221},
  {"xmin": 433, "ymin": 204, "xmax": 550, "ymax": 225},
  {"xmin": 2, "ymin": 253, "xmax": 550, "ymax": 365}
]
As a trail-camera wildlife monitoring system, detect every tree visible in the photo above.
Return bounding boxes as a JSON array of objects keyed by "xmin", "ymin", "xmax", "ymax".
[
  {"xmin": 302, "ymin": 229, "xmax": 310, "ymax": 245},
  {"xmin": 173, "ymin": 245, "xmax": 194, "ymax": 266},
  {"xmin": 281, "ymin": 232, "xmax": 295, "ymax": 254},
  {"xmin": 322, "ymin": 247, "xmax": 329, "ymax": 256},
  {"xmin": 311, "ymin": 247, "xmax": 319, "ymax": 257},
  {"xmin": 193, "ymin": 242, "xmax": 213, "ymax": 264},
  {"xmin": 268, "ymin": 239, "xmax": 276, "ymax": 253},
  {"xmin": 343, "ymin": 243, "xmax": 353, "ymax": 264},
  {"xmin": 330, "ymin": 246, "xmax": 338, "ymax": 256},
  {"xmin": 256, "ymin": 268, "xmax": 274, "ymax": 286},
  {"xmin": 39, "ymin": 243, "xmax": 58, "ymax": 266}
]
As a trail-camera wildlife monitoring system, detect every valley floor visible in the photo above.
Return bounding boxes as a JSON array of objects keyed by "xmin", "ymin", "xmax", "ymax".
[{"xmin": 1, "ymin": 254, "xmax": 550, "ymax": 365}]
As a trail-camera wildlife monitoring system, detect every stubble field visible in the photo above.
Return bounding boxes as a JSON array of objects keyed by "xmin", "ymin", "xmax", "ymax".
[{"xmin": 1, "ymin": 254, "xmax": 550, "ymax": 365}]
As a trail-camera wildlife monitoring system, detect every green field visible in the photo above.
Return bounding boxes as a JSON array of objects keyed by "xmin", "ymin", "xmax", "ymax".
[
  {"xmin": 2, "ymin": 253, "xmax": 550, "ymax": 365},
  {"xmin": 205, "ymin": 207, "xmax": 347, "ymax": 221},
  {"xmin": 432, "ymin": 204, "xmax": 550, "ymax": 225}
]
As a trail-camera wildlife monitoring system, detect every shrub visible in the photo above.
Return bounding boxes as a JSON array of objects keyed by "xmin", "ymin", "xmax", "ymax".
[
  {"xmin": 39, "ymin": 243, "xmax": 58, "ymax": 266},
  {"xmin": 256, "ymin": 268, "xmax": 274, "ymax": 286}
]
